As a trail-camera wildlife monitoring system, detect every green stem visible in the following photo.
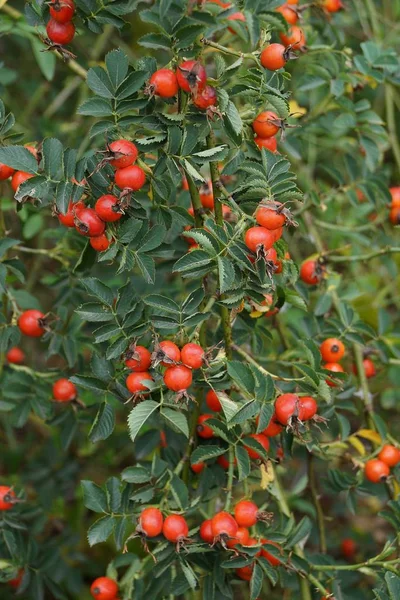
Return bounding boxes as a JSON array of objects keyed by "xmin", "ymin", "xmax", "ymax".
[
  {"xmin": 312, "ymin": 558, "xmax": 399, "ymax": 572},
  {"xmin": 183, "ymin": 170, "xmax": 203, "ymax": 228},
  {"xmin": 201, "ymin": 37, "xmax": 259, "ymax": 64},
  {"xmin": 224, "ymin": 445, "xmax": 235, "ymax": 511},
  {"xmin": 232, "ymin": 344, "xmax": 305, "ymax": 382},
  {"xmin": 307, "ymin": 454, "xmax": 327, "ymax": 553},
  {"xmin": 353, "ymin": 344, "xmax": 375, "ymax": 430},
  {"xmin": 328, "ymin": 247, "xmax": 400, "ymax": 263},
  {"xmin": 385, "ymin": 84, "xmax": 400, "ymax": 178},
  {"xmin": 207, "ymin": 131, "xmax": 233, "ymax": 359}
]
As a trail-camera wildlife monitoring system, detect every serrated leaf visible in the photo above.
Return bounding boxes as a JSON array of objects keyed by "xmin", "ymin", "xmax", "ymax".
[
  {"xmin": 0, "ymin": 145, "xmax": 38, "ymax": 173},
  {"xmin": 235, "ymin": 445, "xmax": 251, "ymax": 482},
  {"xmin": 225, "ymin": 100, "xmax": 242, "ymax": 134},
  {"xmin": 87, "ymin": 67, "xmax": 115, "ymax": 98},
  {"xmin": 88, "ymin": 516, "xmax": 114, "ymax": 546},
  {"xmin": 190, "ymin": 445, "xmax": 226, "ymax": 464},
  {"xmin": 82, "ymin": 278, "xmax": 114, "ymax": 306},
  {"xmin": 218, "ymin": 256, "xmax": 235, "ymax": 293},
  {"xmin": 161, "ymin": 408, "xmax": 189, "ymax": 438},
  {"xmin": 81, "ymin": 480, "xmax": 107, "ymax": 512},
  {"xmin": 105, "ymin": 49, "xmax": 128, "ymax": 88},
  {"xmin": 128, "ymin": 400, "xmax": 159, "ymax": 442},
  {"xmin": 89, "ymin": 403, "xmax": 115, "ymax": 443}
]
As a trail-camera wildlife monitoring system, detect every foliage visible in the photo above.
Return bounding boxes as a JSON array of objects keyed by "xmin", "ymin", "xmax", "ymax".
[{"xmin": 0, "ymin": 0, "xmax": 400, "ymax": 599}]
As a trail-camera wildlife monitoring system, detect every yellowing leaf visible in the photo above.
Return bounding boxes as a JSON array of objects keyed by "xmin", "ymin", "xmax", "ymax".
[
  {"xmin": 348, "ymin": 435, "xmax": 366, "ymax": 456},
  {"xmin": 392, "ymin": 479, "xmax": 400, "ymax": 500},
  {"xmin": 289, "ymin": 99, "xmax": 307, "ymax": 117},
  {"xmin": 260, "ymin": 461, "xmax": 274, "ymax": 489},
  {"xmin": 356, "ymin": 429, "xmax": 381, "ymax": 445},
  {"xmin": 250, "ymin": 310, "xmax": 263, "ymax": 319}
]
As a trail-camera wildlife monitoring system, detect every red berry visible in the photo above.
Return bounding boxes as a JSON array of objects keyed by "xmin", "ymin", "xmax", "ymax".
[
  {"xmin": 226, "ymin": 526, "xmax": 250, "ymax": 549},
  {"xmin": 274, "ymin": 393, "xmax": 300, "ymax": 425},
  {"xmin": 260, "ymin": 43, "xmax": 287, "ymax": 70},
  {"xmin": 244, "ymin": 433, "xmax": 270, "ymax": 459},
  {"xmin": 257, "ymin": 413, "xmax": 282, "ymax": 437},
  {"xmin": 280, "ymin": 26, "xmax": 306, "ymax": 50},
  {"xmin": 193, "ymin": 85, "xmax": 217, "ymax": 109},
  {"xmin": 0, "ymin": 486, "xmax": 16, "ymax": 511},
  {"xmin": 261, "ymin": 539, "xmax": 282, "ymax": 566},
  {"xmin": 361, "ymin": 358, "xmax": 376, "ymax": 378},
  {"xmin": 320, "ymin": 338, "xmax": 345, "ymax": 362},
  {"xmin": 58, "ymin": 201, "xmax": 85, "ymax": 227},
  {"xmin": 276, "ymin": 4, "xmax": 298, "ymax": 24},
  {"xmin": 95, "ymin": 194, "xmax": 123, "ymax": 222},
  {"xmin": 378, "ymin": 445, "xmax": 400, "ymax": 468},
  {"xmin": 254, "ymin": 136, "xmax": 277, "ymax": 152},
  {"xmin": 236, "ymin": 565, "xmax": 253, "ymax": 580},
  {"xmin": 125, "ymin": 346, "xmax": 152, "ymax": 372},
  {"xmin": 46, "ymin": 19, "xmax": 75, "ymax": 45},
  {"xmin": 49, "ymin": 0, "xmax": 75, "ymax": 23},
  {"xmin": 199, "ymin": 519, "xmax": 214, "ymax": 543},
  {"xmin": 149, "ymin": 69, "xmax": 179, "ymax": 98},
  {"xmin": 75, "ymin": 208, "xmax": 105, "ymax": 237},
  {"xmin": 126, "ymin": 371, "xmax": 153, "ymax": 393},
  {"xmin": 138, "ymin": 507, "xmax": 163, "ymax": 537},
  {"xmin": 181, "ymin": 342, "xmax": 204, "ymax": 369},
  {"xmin": 324, "ymin": 362, "xmax": 344, "ymax": 387},
  {"xmin": 158, "ymin": 340, "xmax": 181, "ymax": 365},
  {"xmin": 90, "ymin": 577, "xmax": 118, "ymax": 600},
  {"xmin": 245, "ymin": 226, "xmax": 275, "ymax": 253},
  {"xmin": 299, "ymin": 396, "xmax": 318, "ymax": 420},
  {"xmin": 217, "ymin": 454, "xmax": 232, "ymax": 469},
  {"xmin": 115, "ymin": 165, "xmax": 146, "ymax": 191},
  {"xmin": 211, "ymin": 511, "xmax": 238, "ymax": 539},
  {"xmin": 108, "ymin": 140, "xmax": 138, "ymax": 169},
  {"xmin": 364, "ymin": 459, "xmax": 390, "ymax": 483},
  {"xmin": 11, "ymin": 171, "xmax": 33, "ymax": 193},
  {"xmin": 341, "ymin": 538, "xmax": 356, "ymax": 559},
  {"xmin": 164, "ymin": 365, "xmax": 192, "ymax": 391},
  {"xmin": 176, "ymin": 60, "xmax": 207, "ymax": 93},
  {"xmin": 90, "ymin": 234, "xmax": 111, "ymax": 252},
  {"xmin": 323, "ymin": 0, "xmax": 343, "ymax": 12},
  {"xmin": 191, "ymin": 462, "xmax": 205, "ymax": 474},
  {"xmin": 53, "ymin": 378, "xmax": 77, "ymax": 402},
  {"xmin": 206, "ymin": 389, "xmax": 222, "ymax": 412},
  {"xmin": 7, "ymin": 569, "xmax": 23, "ymax": 589},
  {"xmin": 252, "ymin": 111, "xmax": 281, "ymax": 139},
  {"xmin": 200, "ymin": 185, "xmax": 214, "ymax": 209},
  {"xmin": 389, "ymin": 207, "xmax": 400, "ymax": 225},
  {"xmin": 18, "ymin": 309, "xmax": 46, "ymax": 337},
  {"xmin": 6, "ymin": 347, "xmax": 25, "ymax": 364},
  {"xmin": 0, "ymin": 162, "xmax": 14, "ymax": 180},
  {"xmin": 197, "ymin": 414, "xmax": 214, "ymax": 439},
  {"xmin": 300, "ymin": 259, "xmax": 325, "ymax": 285},
  {"xmin": 255, "ymin": 203, "xmax": 285, "ymax": 230},
  {"xmin": 163, "ymin": 514, "xmax": 189, "ymax": 542},
  {"xmin": 234, "ymin": 500, "xmax": 259, "ymax": 528}
]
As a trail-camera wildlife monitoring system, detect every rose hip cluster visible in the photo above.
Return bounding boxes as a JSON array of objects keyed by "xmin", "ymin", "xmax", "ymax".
[
  {"xmin": 364, "ymin": 444, "xmax": 400, "ymax": 484},
  {"xmin": 46, "ymin": 0, "xmax": 76, "ymax": 47},
  {"xmin": 147, "ymin": 59, "xmax": 217, "ymax": 111},
  {"xmin": 130, "ymin": 500, "xmax": 281, "ymax": 582},
  {"xmin": 125, "ymin": 340, "xmax": 205, "ymax": 399},
  {"xmin": 57, "ymin": 139, "xmax": 146, "ymax": 252}
]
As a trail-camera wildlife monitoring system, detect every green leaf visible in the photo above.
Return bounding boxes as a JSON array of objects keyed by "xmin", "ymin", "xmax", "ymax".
[
  {"xmin": 138, "ymin": 33, "xmax": 171, "ymax": 50},
  {"xmin": 286, "ymin": 516, "xmax": 312, "ymax": 547},
  {"xmin": 256, "ymin": 404, "xmax": 275, "ymax": 433},
  {"xmin": 190, "ymin": 445, "xmax": 226, "ymax": 464},
  {"xmin": 235, "ymin": 445, "xmax": 251, "ymax": 482},
  {"xmin": 227, "ymin": 361, "xmax": 255, "ymax": 396},
  {"xmin": 0, "ymin": 238, "xmax": 20, "ymax": 258},
  {"xmin": 225, "ymin": 100, "xmax": 243, "ymax": 134},
  {"xmin": 78, "ymin": 98, "xmax": 113, "ymax": 117},
  {"xmin": 105, "ymin": 49, "xmax": 128, "ymax": 88},
  {"xmin": 88, "ymin": 515, "xmax": 114, "ymax": 546},
  {"xmin": 69, "ymin": 370, "xmax": 109, "ymax": 392},
  {"xmin": 42, "ymin": 138, "xmax": 63, "ymax": 179},
  {"xmin": 217, "ymin": 391, "xmax": 240, "ymax": 422},
  {"xmin": 173, "ymin": 250, "xmax": 213, "ymax": 273},
  {"xmin": 161, "ymin": 408, "xmax": 189, "ymax": 438},
  {"xmin": 218, "ymin": 256, "xmax": 235, "ymax": 293},
  {"xmin": 31, "ymin": 37, "xmax": 56, "ymax": 81},
  {"xmin": 138, "ymin": 224, "xmax": 166, "ymax": 252},
  {"xmin": 55, "ymin": 181, "xmax": 73, "ymax": 215},
  {"xmin": 121, "ymin": 465, "xmax": 151, "ymax": 483},
  {"xmin": 170, "ymin": 474, "xmax": 188, "ymax": 510},
  {"xmin": 82, "ymin": 277, "xmax": 114, "ymax": 306},
  {"xmin": 128, "ymin": 400, "xmax": 159, "ymax": 442},
  {"xmin": 0, "ymin": 145, "xmax": 38, "ymax": 173},
  {"xmin": 75, "ymin": 303, "xmax": 114, "ymax": 322},
  {"xmin": 87, "ymin": 66, "xmax": 115, "ymax": 98},
  {"xmin": 181, "ymin": 561, "xmax": 197, "ymax": 590},
  {"xmin": 89, "ymin": 403, "xmax": 115, "ymax": 443},
  {"xmin": 144, "ymin": 294, "xmax": 180, "ymax": 315},
  {"xmin": 117, "ymin": 71, "xmax": 149, "ymax": 100},
  {"xmin": 228, "ymin": 400, "xmax": 260, "ymax": 427},
  {"xmin": 250, "ymin": 563, "xmax": 263, "ymax": 600},
  {"xmin": 81, "ymin": 480, "xmax": 107, "ymax": 512},
  {"xmin": 136, "ymin": 253, "xmax": 155, "ymax": 284},
  {"xmin": 386, "ymin": 571, "xmax": 400, "ymax": 599}
]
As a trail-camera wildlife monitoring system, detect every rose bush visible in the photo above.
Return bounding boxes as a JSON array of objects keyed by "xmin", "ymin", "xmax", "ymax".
[{"xmin": 0, "ymin": 0, "xmax": 399, "ymax": 599}]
